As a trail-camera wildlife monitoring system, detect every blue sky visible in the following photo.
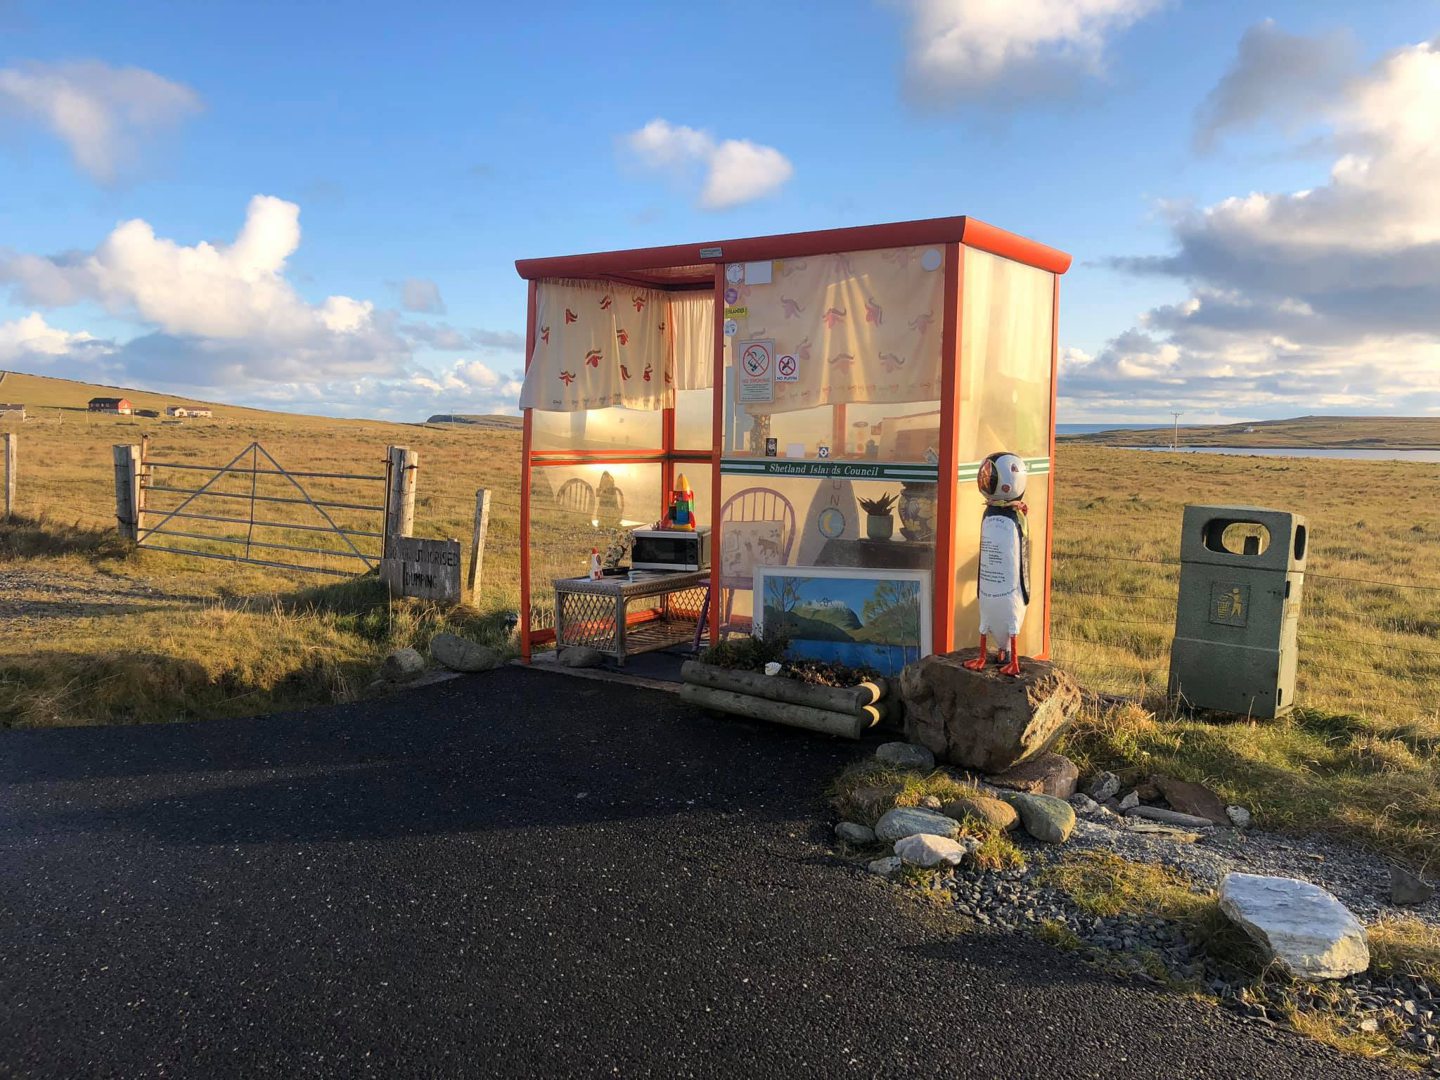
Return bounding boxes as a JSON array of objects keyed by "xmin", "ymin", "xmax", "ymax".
[{"xmin": 1, "ymin": 0, "xmax": 1438, "ymax": 422}]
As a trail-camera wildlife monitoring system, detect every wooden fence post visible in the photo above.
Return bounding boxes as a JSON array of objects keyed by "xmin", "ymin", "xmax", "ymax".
[
  {"xmin": 3, "ymin": 433, "xmax": 15, "ymax": 522},
  {"xmin": 384, "ymin": 446, "xmax": 417, "ymax": 555},
  {"xmin": 467, "ymin": 487, "xmax": 492, "ymax": 598},
  {"xmin": 112, "ymin": 444, "xmax": 142, "ymax": 541}
]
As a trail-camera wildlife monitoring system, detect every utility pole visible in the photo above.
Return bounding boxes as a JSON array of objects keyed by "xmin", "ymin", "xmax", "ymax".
[{"xmin": 1171, "ymin": 412, "xmax": 1182, "ymax": 450}]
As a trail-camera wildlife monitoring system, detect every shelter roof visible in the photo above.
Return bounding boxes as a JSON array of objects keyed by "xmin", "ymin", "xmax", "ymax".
[{"xmin": 515, "ymin": 216, "xmax": 1071, "ymax": 287}]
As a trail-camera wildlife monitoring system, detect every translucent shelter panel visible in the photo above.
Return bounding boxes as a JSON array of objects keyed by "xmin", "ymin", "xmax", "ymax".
[
  {"xmin": 527, "ymin": 463, "xmax": 662, "ymax": 631},
  {"xmin": 715, "ymin": 472, "xmax": 937, "ymax": 632},
  {"xmin": 957, "ymin": 247, "xmax": 1055, "ymax": 462},
  {"xmin": 530, "ymin": 406, "xmax": 664, "ymax": 452},
  {"xmin": 953, "ymin": 245, "xmax": 1056, "ymax": 658},
  {"xmin": 722, "ymin": 245, "xmax": 946, "ymax": 461},
  {"xmin": 673, "ymin": 388, "xmax": 714, "ymax": 452}
]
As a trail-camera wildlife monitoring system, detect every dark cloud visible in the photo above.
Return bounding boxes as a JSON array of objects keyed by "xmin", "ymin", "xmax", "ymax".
[{"xmin": 1193, "ymin": 20, "xmax": 1357, "ymax": 152}]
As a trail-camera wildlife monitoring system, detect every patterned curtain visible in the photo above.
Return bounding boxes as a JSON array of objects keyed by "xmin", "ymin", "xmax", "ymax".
[
  {"xmin": 519, "ymin": 279, "xmax": 672, "ymax": 412},
  {"xmin": 733, "ymin": 246, "xmax": 945, "ymax": 414}
]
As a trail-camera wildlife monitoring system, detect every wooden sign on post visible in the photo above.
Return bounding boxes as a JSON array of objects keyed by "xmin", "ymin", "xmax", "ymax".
[{"xmin": 382, "ymin": 536, "xmax": 462, "ymax": 604}]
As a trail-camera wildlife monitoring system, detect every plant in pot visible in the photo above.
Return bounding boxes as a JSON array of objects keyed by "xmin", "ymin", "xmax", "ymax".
[{"xmin": 859, "ymin": 492, "xmax": 898, "ymax": 540}]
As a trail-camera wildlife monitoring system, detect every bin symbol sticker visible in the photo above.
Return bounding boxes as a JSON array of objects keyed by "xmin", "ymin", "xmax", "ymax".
[{"xmin": 1210, "ymin": 582, "xmax": 1249, "ymax": 626}]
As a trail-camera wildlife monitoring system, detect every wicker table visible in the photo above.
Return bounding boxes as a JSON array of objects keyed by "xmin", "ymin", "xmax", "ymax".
[{"xmin": 554, "ymin": 570, "xmax": 710, "ymax": 666}]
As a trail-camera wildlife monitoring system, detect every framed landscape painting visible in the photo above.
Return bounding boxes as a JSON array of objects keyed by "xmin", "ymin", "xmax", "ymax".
[{"xmin": 752, "ymin": 566, "xmax": 932, "ymax": 675}]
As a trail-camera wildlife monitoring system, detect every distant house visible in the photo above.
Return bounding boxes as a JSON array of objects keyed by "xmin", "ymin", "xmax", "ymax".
[
  {"xmin": 88, "ymin": 397, "xmax": 132, "ymax": 415},
  {"xmin": 165, "ymin": 405, "xmax": 213, "ymax": 418},
  {"xmin": 0, "ymin": 403, "xmax": 24, "ymax": 421}
]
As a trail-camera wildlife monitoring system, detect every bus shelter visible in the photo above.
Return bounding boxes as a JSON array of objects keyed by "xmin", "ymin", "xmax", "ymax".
[{"xmin": 514, "ymin": 217, "xmax": 1071, "ymax": 670}]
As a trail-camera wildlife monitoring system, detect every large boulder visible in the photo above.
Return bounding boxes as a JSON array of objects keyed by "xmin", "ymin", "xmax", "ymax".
[
  {"xmin": 1085, "ymin": 771, "xmax": 1121, "ymax": 802},
  {"xmin": 1153, "ymin": 775, "xmax": 1229, "ymax": 825},
  {"xmin": 987, "ymin": 751, "xmax": 1079, "ymax": 799},
  {"xmin": 381, "ymin": 647, "xmax": 426, "ymax": 683},
  {"xmin": 942, "ymin": 795, "xmax": 1019, "ymax": 832},
  {"xmin": 900, "ymin": 650, "xmax": 1081, "ymax": 773},
  {"xmin": 1218, "ymin": 873, "xmax": 1370, "ymax": 980},
  {"xmin": 873, "ymin": 806, "xmax": 960, "ymax": 843},
  {"xmin": 894, "ymin": 833, "xmax": 976, "ymax": 868},
  {"xmin": 1390, "ymin": 866, "xmax": 1435, "ymax": 907},
  {"xmin": 1010, "ymin": 793, "xmax": 1076, "ymax": 844},
  {"xmin": 430, "ymin": 633, "xmax": 502, "ymax": 673},
  {"xmin": 834, "ymin": 822, "xmax": 876, "ymax": 846}
]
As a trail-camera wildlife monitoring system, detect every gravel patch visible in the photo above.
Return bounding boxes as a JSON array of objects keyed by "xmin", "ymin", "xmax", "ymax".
[{"xmin": 851, "ymin": 809, "xmax": 1439, "ymax": 1072}]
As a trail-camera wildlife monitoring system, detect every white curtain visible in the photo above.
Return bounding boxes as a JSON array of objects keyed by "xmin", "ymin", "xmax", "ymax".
[{"xmin": 671, "ymin": 291, "xmax": 714, "ymax": 393}]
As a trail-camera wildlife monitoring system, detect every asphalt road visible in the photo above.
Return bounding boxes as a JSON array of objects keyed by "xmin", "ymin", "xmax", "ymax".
[{"xmin": 0, "ymin": 667, "xmax": 1402, "ymax": 1079}]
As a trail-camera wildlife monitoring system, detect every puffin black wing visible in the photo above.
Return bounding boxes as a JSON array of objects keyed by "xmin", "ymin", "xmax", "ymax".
[{"xmin": 1018, "ymin": 507, "xmax": 1031, "ymax": 605}]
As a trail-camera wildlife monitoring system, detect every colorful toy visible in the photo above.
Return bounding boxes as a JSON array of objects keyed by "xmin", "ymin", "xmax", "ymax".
[
  {"xmin": 962, "ymin": 451, "xmax": 1030, "ymax": 677},
  {"xmin": 665, "ymin": 473, "xmax": 697, "ymax": 531}
]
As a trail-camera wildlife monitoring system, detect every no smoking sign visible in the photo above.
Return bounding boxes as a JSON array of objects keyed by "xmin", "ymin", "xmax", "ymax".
[{"xmin": 737, "ymin": 339, "xmax": 775, "ymax": 404}]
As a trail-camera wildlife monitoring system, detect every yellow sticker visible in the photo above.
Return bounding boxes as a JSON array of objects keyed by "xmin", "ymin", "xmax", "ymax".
[{"xmin": 724, "ymin": 305, "xmax": 748, "ymax": 319}]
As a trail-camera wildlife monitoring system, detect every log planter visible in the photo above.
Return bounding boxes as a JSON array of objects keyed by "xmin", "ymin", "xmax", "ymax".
[{"xmin": 679, "ymin": 660, "xmax": 900, "ymax": 740}]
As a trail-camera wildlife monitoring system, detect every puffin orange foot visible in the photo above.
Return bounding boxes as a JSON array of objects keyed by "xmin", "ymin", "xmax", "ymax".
[
  {"xmin": 961, "ymin": 634, "xmax": 989, "ymax": 671},
  {"xmin": 999, "ymin": 635, "xmax": 1022, "ymax": 676}
]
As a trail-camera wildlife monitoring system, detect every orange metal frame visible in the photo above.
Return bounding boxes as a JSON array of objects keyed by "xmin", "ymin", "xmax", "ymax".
[{"xmin": 516, "ymin": 216, "xmax": 1070, "ymax": 661}]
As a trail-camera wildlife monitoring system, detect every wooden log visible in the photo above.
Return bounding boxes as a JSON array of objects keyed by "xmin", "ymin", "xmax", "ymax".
[
  {"xmin": 680, "ymin": 660, "xmax": 883, "ymax": 714},
  {"xmin": 679, "ymin": 683, "xmax": 871, "ymax": 740}
]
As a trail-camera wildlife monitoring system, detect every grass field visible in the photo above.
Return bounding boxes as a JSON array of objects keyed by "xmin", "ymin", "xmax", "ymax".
[{"xmin": 3, "ymin": 370, "xmax": 1438, "ymax": 861}]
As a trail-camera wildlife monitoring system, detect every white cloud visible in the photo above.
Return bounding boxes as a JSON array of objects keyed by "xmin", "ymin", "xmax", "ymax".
[
  {"xmin": 238, "ymin": 360, "xmax": 525, "ymax": 421},
  {"xmin": 623, "ymin": 119, "xmax": 793, "ymax": 210},
  {"xmin": 401, "ymin": 322, "xmax": 524, "ymax": 352},
  {"xmin": 0, "ymin": 60, "xmax": 202, "ymax": 182},
  {"xmin": 398, "ymin": 277, "xmax": 445, "ymax": 314},
  {"xmin": 0, "ymin": 311, "xmax": 100, "ymax": 364},
  {"xmin": 1076, "ymin": 36, "xmax": 1440, "ymax": 420},
  {"xmin": 900, "ymin": 0, "xmax": 1161, "ymax": 105},
  {"xmin": 0, "ymin": 195, "xmax": 530, "ymax": 419},
  {"xmin": 0, "ymin": 194, "xmax": 405, "ymax": 384}
]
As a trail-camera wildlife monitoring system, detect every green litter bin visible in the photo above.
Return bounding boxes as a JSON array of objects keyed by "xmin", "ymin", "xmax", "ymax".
[{"xmin": 1169, "ymin": 505, "xmax": 1308, "ymax": 718}]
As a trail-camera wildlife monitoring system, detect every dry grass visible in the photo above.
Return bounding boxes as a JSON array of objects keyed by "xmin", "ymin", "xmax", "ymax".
[
  {"xmin": 1039, "ymin": 850, "xmax": 1210, "ymax": 920},
  {"xmin": 1368, "ymin": 917, "xmax": 1440, "ymax": 983},
  {"xmin": 1058, "ymin": 696, "xmax": 1440, "ymax": 867}
]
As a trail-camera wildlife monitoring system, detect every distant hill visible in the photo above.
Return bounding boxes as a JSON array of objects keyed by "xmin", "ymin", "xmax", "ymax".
[
  {"xmin": 1061, "ymin": 415, "xmax": 1440, "ymax": 450},
  {"xmin": 793, "ymin": 598, "xmax": 863, "ymax": 631},
  {"xmin": 425, "ymin": 413, "xmax": 523, "ymax": 429},
  {"xmin": 0, "ymin": 368, "xmax": 277, "ymax": 420}
]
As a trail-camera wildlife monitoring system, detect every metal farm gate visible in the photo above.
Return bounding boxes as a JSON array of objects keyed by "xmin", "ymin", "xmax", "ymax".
[{"xmin": 122, "ymin": 440, "xmax": 414, "ymax": 578}]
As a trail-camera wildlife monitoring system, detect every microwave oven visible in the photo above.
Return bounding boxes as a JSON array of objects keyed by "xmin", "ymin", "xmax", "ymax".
[{"xmin": 630, "ymin": 527, "xmax": 711, "ymax": 571}]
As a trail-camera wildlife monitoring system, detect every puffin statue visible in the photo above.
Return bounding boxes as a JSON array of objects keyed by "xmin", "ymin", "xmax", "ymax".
[{"xmin": 962, "ymin": 451, "xmax": 1030, "ymax": 677}]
